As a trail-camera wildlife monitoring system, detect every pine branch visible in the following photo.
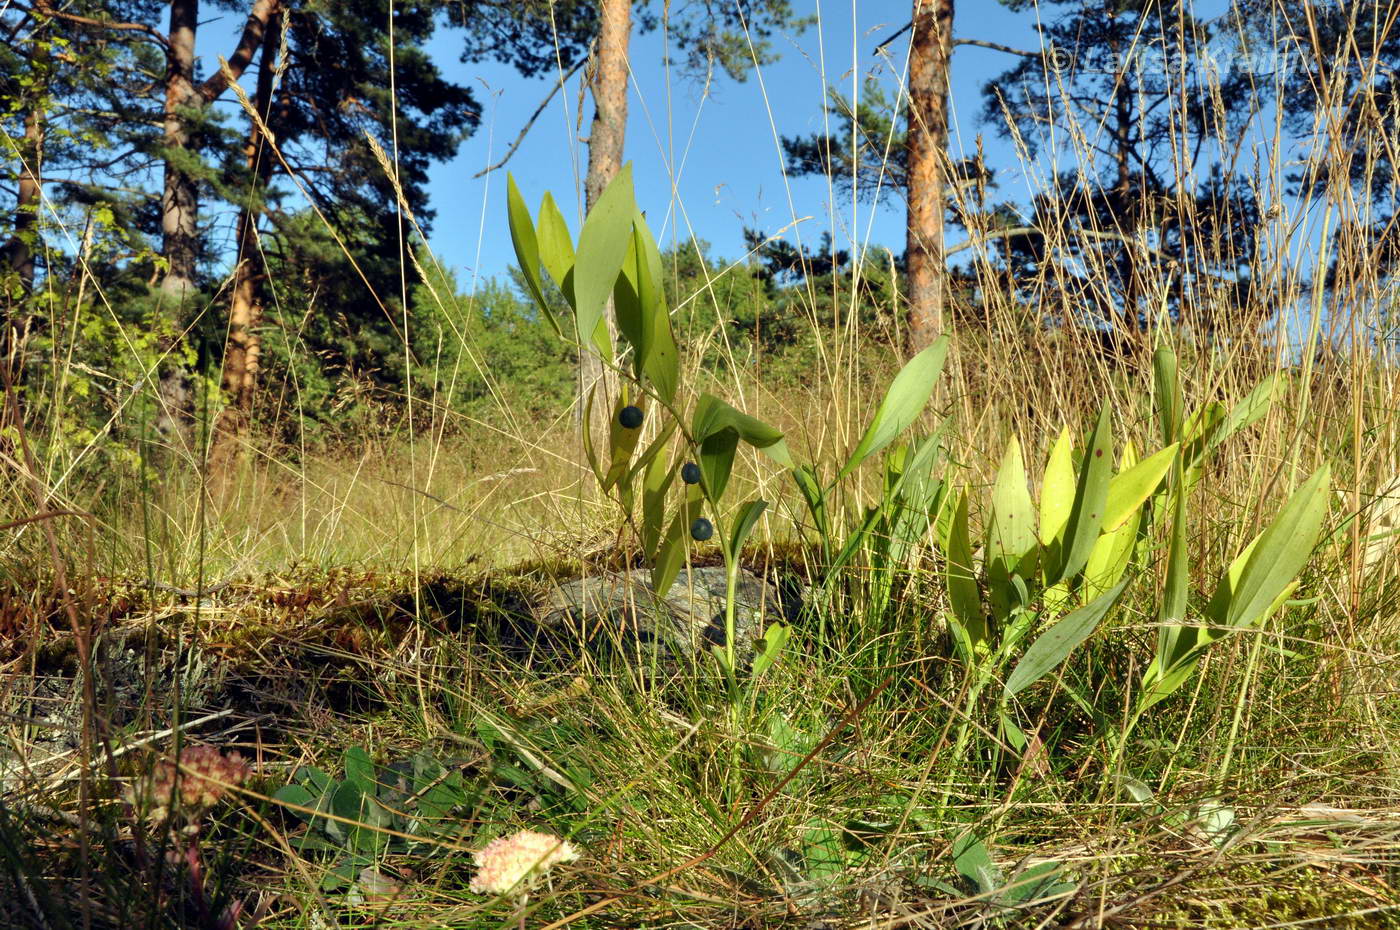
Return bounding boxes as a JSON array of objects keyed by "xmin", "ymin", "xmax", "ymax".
[{"xmin": 473, "ymin": 57, "xmax": 587, "ymax": 178}]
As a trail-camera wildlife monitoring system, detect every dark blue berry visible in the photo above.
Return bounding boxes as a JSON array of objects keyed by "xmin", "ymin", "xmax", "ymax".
[
  {"xmin": 681, "ymin": 462, "xmax": 701, "ymax": 485},
  {"xmin": 618, "ymin": 405, "xmax": 644, "ymax": 429},
  {"xmin": 690, "ymin": 517, "xmax": 714, "ymax": 542}
]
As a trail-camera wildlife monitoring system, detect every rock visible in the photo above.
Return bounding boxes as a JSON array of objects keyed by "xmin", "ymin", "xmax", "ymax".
[{"xmin": 534, "ymin": 566, "xmax": 795, "ymax": 666}]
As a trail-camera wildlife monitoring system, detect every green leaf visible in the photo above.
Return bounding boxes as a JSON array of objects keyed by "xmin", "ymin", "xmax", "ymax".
[
  {"xmin": 793, "ymin": 466, "xmax": 828, "ymax": 544},
  {"xmin": 1210, "ymin": 464, "xmax": 1330, "ymax": 630},
  {"xmin": 751, "ymin": 622, "xmax": 790, "ymax": 679},
  {"xmin": 573, "ymin": 164, "xmax": 635, "ymax": 357},
  {"xmin": 1103, "ymin": 442, "xmax": 1179, "ymax": 532},
  {"xmin": 987, "ymin": 434, "xmax": 1038, "ymax": 576},
  {"xmin": 998, "ymin": 861, "xmax": 1075, "ymax": 906},
  {"xmin": 632, "ymin": 212, "xmax": 679, "ymax": 404},
  {"xmin": 343, "ymin": 746, "xmax": 376, "ymax": 795},
  {"xmin": 1003, "ymin": 579, "xmax": 1128, "ymax": 698},
  {"xmin": 1153, "ymin": 343, "xmax": 1182, "ymax": 445},
  {"xmin": 1207, "ymin": 373, "xmax": 1280, "ymax": 454},
  {"xmin": 505, "ymin": 175, "xmax": 561, "ymax": 336},
  {"xmin": 651, "ymin": 487, "xmax": 704, "ymax": 596},
  {"xmin": 951, "ymin": 831, "xmax": 1002, "ymax": 895},
  {"xmin": 1085, "ymin": 443, "xmax": 1142, "ymax": 597},
  {"xmin": 641, "ymin": 443, "xmax": 675, "ymax": 558},
  {"xmin": 1138, "ymin": 657, "xmax": 1198, "ymax": 715},
  {"xmin": 1154, "ymin": 462, "xmax": 1191, "ymax": 673},
  {"xmin": 332, "ymin": 780, "xmax": 391, "ymax": 856},
  {"xmin": 602, "ymin": 397, "xmax": 646, "ymax": 491},
  {"xmin": 1084, "ymin": 498, "xmax": 1141, "ymax": 599},
  {"xmin": 692, "ymin": 394, "xmax": 791, "ymax": 501},
  {"xmin": 612, "ymin": 240, "xmax": 647, "ymax": 371},
  {"xmin": 536, "ymin": 192, "xmax": 575, "ymax": 289},
  {"xmin": 1039, "ymin": 427, "xmax": 1076, "ymax": 547},
  {"xmin": 580, "ymin": 387, "xmax": 604, "ymax": 484},
  {"xmin": 730, "ymin": 499, "xmax": 768, "ymax": 555},
  {"xmin": 802, "ymin": 820, "xmax": 848, "ymax": 882},
  {"xmin": 839, "ymin": 336, "xmax": 949, "ymax": 480},
  {"xmin": 944, "ymin": 490, "xmax": 986, "ymax": 661},
  {"xmin": 1053, "ymin": 406, "xmax": 1114, "ymax": 584},
  {"xmin": 272, "ymin": 784, "xmax": 316, "ymax": 819}
]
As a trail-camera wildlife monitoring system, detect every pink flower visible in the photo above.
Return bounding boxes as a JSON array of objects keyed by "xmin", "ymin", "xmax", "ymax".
[
  {"xmin": 127, "ymin": 745, "xmax": 250, "ymax": 826},
  {"xmin": 469, "ymin": 830, "xmax": 580, "ymax": 898}
]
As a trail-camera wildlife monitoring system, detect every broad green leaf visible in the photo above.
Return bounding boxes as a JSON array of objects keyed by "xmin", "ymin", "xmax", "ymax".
[
  {"xmin": 1138, "ymin": 655, "xmax": 1197, "ymax": 715},
  {"xmin": 944, "ymin": 490, "xmax": 985, "ymax": 660},
  {"xmin": 1085, "ymin": 443, "xmax": 1141, "ymax": 597},
  {"xmin": 751, "ymin": 621, "xmax": 790, "ymax": 678},
  {"xmin": 999, "ymin": 709, "xmax": 1028, "ymax": 752},
  {"xmin": 640, "ymin": 442, "xmax": 675, "ymax": 558},
  {"xmin": 612, "ymin": 239, "xmax": 647, "ymax": 371},
  {"xmin": 626, "ymin": 419, "xmax": 678, "ymax": 486},
  {"xmin": 1084, "ymin": 503, "xmax": 1140, "ymax": 599},
  {"xmin": 692, "ymin": 394, "xmax": 790, "ymax": 460},
  {"xmin": 573, "ymin": 164, "xmax": 635, "ymax": 357},
  {"xmin": 998, "ymin": 861, "xmax": 1076, "ymax": 906},
  {"xmin": 801, "ymin": 820, "xmax": 848, "ymax": 882},
  {"xmin": 1103, "ymin": 442, "xmax": 1178, "ymax": 532},
  {"xmin": 1153, "ymin": 343, "xmax": 1182, "ymax": 445},
  {"xmin": 730, "ymin": 499, "xmax": 768, "ymax": 555},
  {"xmin": 1155, "ymin": 462, "xmax": 1191, "ymax": 671},
  {"xmin": 651, "ymin": 487, "xmax": 704, "ymax": 596},
  {"xmin": 633, "ymin": 212, "xmax": 679, "ymax": 404},
  {"xmin": 602, "ymin": 397, "xmax": 645, "ymax": 491},
  {"xmin": 1039, "ymin": 427, "xmax": 1075, "ymax": 547},
  {"xmin": 987, "ymin": 434, "xmax": 1038, "ymax": 575},
  {"xmin": 1210, "ymin": 465, "xmax": 1330, "ymax": 630},
  {"xmin": 951, "ymin": 831, "xmax": 1002, "ymax": 895},
  {"xmin": 536, "ymin": 192, "xmax": 575, "ymax": 288},
  {"xmin": 1052, "ymin": 406, "xmax": 1114, "ymax": 584},
  {"xmin": 579, "ymin": 387, "xmax": 604, "ymax": 484},
  {"xmin": 271, "ymin": 784, "xmax": 316, "ymax": 817},
  {"xmin": 332, "ymin": 780, "xmax": 390, "ymax": 856},
  {"xmin": 1003, "ymin": 579, "xmax": 1128, "ymax": 697},
  {"xmin": 505, "ymin": 175, "xmax": 560, "ymax": 335},
  {"xmin": 1207, "ymin": 373, "xmax": 1280, "ymax": 454},
  {"xmin": 343, "ymin": 746, "xmax": 376, "ymax": 795},
  {"xmin": 838, "ymin": 336, "xmax": 949, "ymax": 480},
  {"xmin": 698, "ymin": 427, "xmax": 741, "ymax": 503},
  {"xmin": 793, "ymin": 466, "xmax": 828, "ymax": 543},
  {"xmin": 692, "ymin": 394, "xmax": 791, "ymax": 500}
]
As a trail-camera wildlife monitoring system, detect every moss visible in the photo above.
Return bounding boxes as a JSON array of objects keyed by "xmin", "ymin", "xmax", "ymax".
[{"xmin": 1130, "ymin": 860, "xmax": 1400, "ymax": 929}]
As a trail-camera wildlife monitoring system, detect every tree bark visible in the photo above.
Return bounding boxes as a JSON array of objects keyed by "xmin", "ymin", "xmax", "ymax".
[
  {"xmin": 159, "ymin": 0, "xmax": 279, "ymax": 300},
  {"xmin": 211, "ymin": 3, "xmax": 282, "ymax": 476},
  {"xmin": 580, "ymin": 0, "xmax": 630, "ymax": 441},
  {"xmin": 904, "ymin": 0, "xmax": 954, "ymax": 353},
  {"xmin": 2, "ymin": 61, "xmax": 45, "ymax": 407},
  {"xmin": 6, "ymin": 106, "xmax": 43, "ymax": 292},
  {"xmin": 159, "ymin": 0, "xmax": 200, "ymax": 300}
]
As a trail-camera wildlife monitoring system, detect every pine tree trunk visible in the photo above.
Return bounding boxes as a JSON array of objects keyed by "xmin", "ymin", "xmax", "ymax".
[
  {"xmin": 160, "ymin": 0, "xmax": 201, "ymax": 300},
  {"xmin": 2, "ymin": 101, "xmax": 42, "ymax": 420},
  {"xmin": 158, "ymin": 0, "xmax": 279, "ymax": 301},
  {"xmin": 211, "ymin": 5, "xmax": 281, "ymax": 476},
  {"xmin": 580, "ymin": 0, "xmax": 630, "ymax": 442},
  {"xmin": 905, "ymin": 0, "xmax": 954, "ymax": 353},
  {"xmin": 6, "ymin": 107, "xmax": 42, "ymax": 292}
]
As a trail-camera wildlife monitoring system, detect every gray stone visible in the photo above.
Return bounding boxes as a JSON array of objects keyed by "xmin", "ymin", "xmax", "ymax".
[{"xmin": 534, "ymin": 566, "xmax": 791, "ymax": 665}]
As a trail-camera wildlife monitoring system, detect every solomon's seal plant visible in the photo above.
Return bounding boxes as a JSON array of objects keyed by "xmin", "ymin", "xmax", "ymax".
[{"xmin": 507, "ymin": 166, "xmax": 950, "ymax": 696}]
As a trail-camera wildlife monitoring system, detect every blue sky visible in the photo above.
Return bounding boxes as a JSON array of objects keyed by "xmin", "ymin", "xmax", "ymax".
[{"xmin": 421, "ymin": 1, "xmax": 1045, "ymax": 286}]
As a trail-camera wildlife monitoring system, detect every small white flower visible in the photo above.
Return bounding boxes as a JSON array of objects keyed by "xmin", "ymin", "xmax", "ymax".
[{"xmin": 469, "ymin": 830, "xmax": 580, "ymax": 899}]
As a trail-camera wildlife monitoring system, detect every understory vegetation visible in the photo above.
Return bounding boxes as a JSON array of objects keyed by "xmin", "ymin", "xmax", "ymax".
[{"xmin": 3, "ymin": 1, "xmax": 1400, "ymax": 928}]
